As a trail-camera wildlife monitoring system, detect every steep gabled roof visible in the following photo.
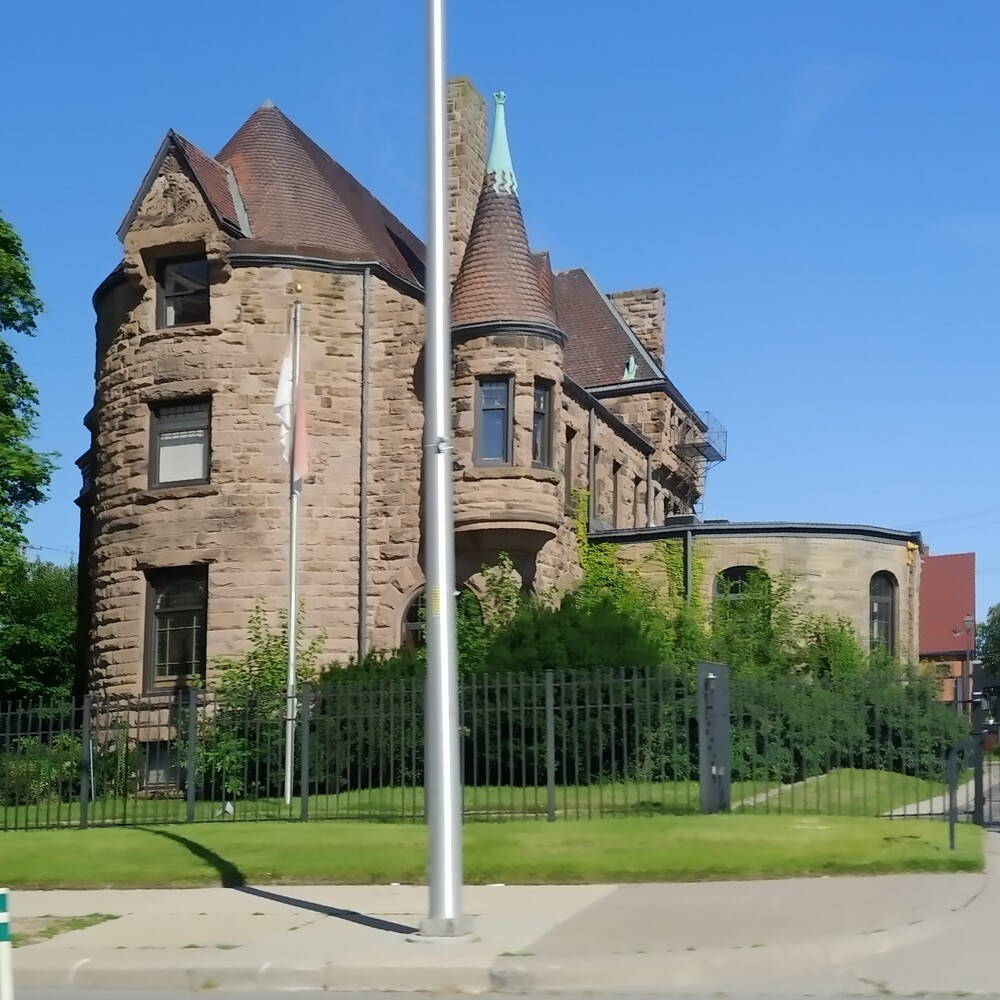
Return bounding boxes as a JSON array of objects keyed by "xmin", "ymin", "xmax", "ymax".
[
  {"xmin": 118, "ymin": 103, "xmax": 425, "ymax": 289},
  {"xmin": 117, "ymin": 131, "xmax": 247, "ymax": 240},
  {"xmin": 552, "ymin": 268, "xmax": 661, "ymax": 387},
  {"xmin": 919, "ymin": 552, "xmax": 977, "ymax": 657},
  {"xmin": 217, "ymin": 103, "xmax": 425, "ymax": 288},
  {"xmin": 451, "ymin": 93, "xmax": 561, "ymax": 333}
]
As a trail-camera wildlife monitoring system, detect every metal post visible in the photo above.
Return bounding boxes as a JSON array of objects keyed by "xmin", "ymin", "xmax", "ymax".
[
  {"xmin": 186, "ymin": 688, "xmax": 198, "ymax": 823},
  {"xmin": 948, "ymin": 747, "xmax": 958, "ymax": 851},
  {"xmin": 545, "ymin": 670, "xmax": 557, "ymax": 822},
  {"xmin": 972, "ymin": 659, "xmax": 985, "ymax": 826},
  {"xmin": 300, "ymin": 684, "xmax": 311, "ymax": 822},
  {"xmin": 79, "ymin": 696, "xmax": 92, "ymax": 829},
  {"xmin": 0, "ymin": 888, "xmax": 13, "ymax": 1000},
  {"xmin": 284, "ymin": 301, "xmax": 303, "ymax": 807},
  {"xmin": 418, "ymin": 0, "xmax": 470, "ymax": 940}
]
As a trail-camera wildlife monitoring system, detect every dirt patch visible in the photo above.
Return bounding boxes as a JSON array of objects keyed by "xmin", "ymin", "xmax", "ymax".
[{"xmin": 12, "ymin": 914, "xmax": 118, "ymax": 947}]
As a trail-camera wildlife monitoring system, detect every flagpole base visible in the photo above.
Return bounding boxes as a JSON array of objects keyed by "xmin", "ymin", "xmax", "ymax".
[{"xmin": 409, "ymin": 915, "xmax": 475, "ymax": 942}]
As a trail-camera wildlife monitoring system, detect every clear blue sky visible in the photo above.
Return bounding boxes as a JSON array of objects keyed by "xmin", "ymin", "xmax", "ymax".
[{"xmin": 2, "ymin": 1, "xmax": 997, "ymax": 619}]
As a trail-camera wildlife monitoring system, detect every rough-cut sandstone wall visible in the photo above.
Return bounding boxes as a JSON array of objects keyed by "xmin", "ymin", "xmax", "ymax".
[
  {"xmin": 365, "ymin": 277, "xmax": 427, "ymax": 652},
  {"xmin": 617, "ymin": 533, "xmax": 921, "ymax": 663}
]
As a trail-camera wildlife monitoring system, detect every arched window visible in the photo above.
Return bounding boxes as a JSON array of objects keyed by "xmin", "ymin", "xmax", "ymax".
[
  {"xmin": 870, "ymin": 572, "xmax": 897, "ymax": 655},
  {"xmin": 401, "ymin": 590, "xmax": 427, "ymax": 651},
  {"xmin": 714, "ymin": 566, "xmax": 770, "ymax": 602},
  {"xmin": 400, "ymin": 586, "xmax": 482, "ymax": 652}
]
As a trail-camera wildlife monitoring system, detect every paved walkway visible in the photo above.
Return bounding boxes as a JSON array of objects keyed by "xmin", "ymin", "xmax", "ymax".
[
  {"xmin": 5, "ymin": 838, "xmax": 997, "ymax": 995},
  {"xmin": 886, "ymin": 760, "xmax": 1000, "ymax": 819}
]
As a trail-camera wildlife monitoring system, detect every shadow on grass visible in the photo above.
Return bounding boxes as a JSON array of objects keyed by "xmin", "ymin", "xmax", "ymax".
[
  {"xmin": 137, "ymin": 827, "xmax": 416, "ymax": 935},
  {"xmin": 140, "ymin": 827, "xmax": 247, "ymax": 887}
]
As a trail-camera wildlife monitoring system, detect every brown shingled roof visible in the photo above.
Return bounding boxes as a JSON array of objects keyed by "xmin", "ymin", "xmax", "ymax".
[
  {"xmin": 217, "ymin": 104, "xmax": 424, "ymax": 288},
  {"xmin": 172, "ymin": 134, "xmax": 241, "ymax": 234},
  {"xmin": 552, "ymin": 269, "xmax": 660, "ymax": 387},
  {"xmin": 450, "ymin": 181, "xmax": 560, "ymax": 331}
]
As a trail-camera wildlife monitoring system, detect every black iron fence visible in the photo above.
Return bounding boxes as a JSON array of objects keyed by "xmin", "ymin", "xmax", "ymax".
[{"xmin": 0, "ymin": 665, "xmax": 969, "ymax": 830}]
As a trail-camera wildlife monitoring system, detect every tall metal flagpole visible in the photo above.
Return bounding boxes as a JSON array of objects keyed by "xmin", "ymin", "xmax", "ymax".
[
  {"xmin": 283, "ymin": 300, "xmax": 302, "ymax": 808},
  {"xmin": 419, "ymin": 0, "xmax": 470, "ymax": 938}
]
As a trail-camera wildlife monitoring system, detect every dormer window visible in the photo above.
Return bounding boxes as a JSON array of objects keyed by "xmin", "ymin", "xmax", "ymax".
[{"xmin": 157, "ymin": 256, "xmax": 210, "ymax": 328}]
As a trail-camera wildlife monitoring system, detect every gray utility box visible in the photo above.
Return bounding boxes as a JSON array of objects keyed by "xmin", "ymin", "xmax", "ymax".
[{"xmin": 697, "ymin": 661, "xmax": 731, "ymax": 814}]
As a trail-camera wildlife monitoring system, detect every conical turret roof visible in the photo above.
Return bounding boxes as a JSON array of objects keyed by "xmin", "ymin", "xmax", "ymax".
[{"xmin": 451, "ymin": 93, "xmax": 561, "ymax": 334}]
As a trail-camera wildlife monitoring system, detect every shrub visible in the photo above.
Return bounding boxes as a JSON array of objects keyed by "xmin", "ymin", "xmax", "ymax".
[{"xmin": 0, "ymin": 733, "xmax": 79, "ymax": 805}]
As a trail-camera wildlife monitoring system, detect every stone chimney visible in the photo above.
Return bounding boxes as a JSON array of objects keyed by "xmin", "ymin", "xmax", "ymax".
[
  {"xmin": 608, "ymin": 287, "xmax": 666, "ymax": 370},
  {"xmin": 448, "ymin": 77, "xmax": 487, "ymax": 282}
]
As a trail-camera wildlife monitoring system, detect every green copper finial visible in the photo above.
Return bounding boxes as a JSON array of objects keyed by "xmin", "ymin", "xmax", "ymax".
[
  {"xmin": 622, "ymin": 355, "xmax": 638, "ymax": 381},
  {"xmin": 487, "ymin": 91, "xmax": 518, "ymax": 196}
]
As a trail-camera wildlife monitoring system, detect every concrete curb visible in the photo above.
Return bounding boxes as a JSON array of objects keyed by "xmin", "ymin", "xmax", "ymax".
[{"xmin": 15, "ymin": 959, "xmax": 496, "ymax": 994}]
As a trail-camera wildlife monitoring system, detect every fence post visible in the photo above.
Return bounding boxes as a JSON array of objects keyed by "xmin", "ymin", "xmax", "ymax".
[
  {"xmin": 186, "ymin": 688, "xmax": 198, "ymax": 823},
  {"xmin": 545, "ymin": 670, "xmax": 556, "ymax": 823},
  {"xmin": 0, "ymin": 887, "xmax": 13, "ymax": 1000},
  {"xmin": 79, "ymin": 696, "xmax": 92, "ymax": 829},
  {"xmin": 300, "ymin": 684, "xmax": 311, "ymax": 822},
  {"xmin": 948, "ymin": 745, "xmax": 958, "ymax": 851}
]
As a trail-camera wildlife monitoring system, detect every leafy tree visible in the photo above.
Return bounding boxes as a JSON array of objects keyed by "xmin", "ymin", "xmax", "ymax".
[
  {"xmin": 191, "ymin": 602, "xmax": 325, "ymax": 797},
  {"xmin": 979, "ymin": 603, "xmax": 1000, "ymax": 676},
  {"xmin": 0, "ymin": 212, "xmax": 55, "ymax": 592},
  {"xmin": 0, "ymin": 559, "xmax": 77, "ymax": 703}
]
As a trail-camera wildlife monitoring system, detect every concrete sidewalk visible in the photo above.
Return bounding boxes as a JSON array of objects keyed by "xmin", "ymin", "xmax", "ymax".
[
  {"xmin": 886, "ymin": 760, "xmax": 1000, "ymax": 819},
  {"xmin": 6, "ymin": 847, "xmax": 992, "ymax": 995}
]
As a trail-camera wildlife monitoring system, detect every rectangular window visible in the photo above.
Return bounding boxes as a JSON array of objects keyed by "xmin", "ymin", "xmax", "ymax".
[
  {"xmin": 157, "ymin": 256, "xmax": 210, "ymax": 328},
  {"xmin": 474, "ymin": 377, "xmax": 512, "ymax": 465},
  {"xmin": 633, "ymin": 478, "xmax": 642, "ymax": 528},
  {"xmin": 150, "ymin": 400, "xmax": 211, "ymax": 487},
  {"xmin": 590, "ymin": 446, "xmax": 601, "ymax": 521},
  {"xmin": 564, "ymin": 429, "xmax": 575, "ymax": 510},
  {"xmin": 145, "ymin": 567, "xmax": 208, "ymax": 688},
  {"xmin": 532, "ymin": 380, "xmax": 553, "ymax": 468},
  {"xmin": 612, "ymin": 461, "xmax": 622, "ymax": 528}
]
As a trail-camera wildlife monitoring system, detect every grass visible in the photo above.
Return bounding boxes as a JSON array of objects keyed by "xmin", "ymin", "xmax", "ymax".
[
  {"xmin": 11, "ymin": 913, "xmax": 117, "ymax": 947},
  {"xmin": 0, "ymin": 814, "xmax": 982, "ymax": 889},
  {"xmin": 0, "ymin": 768, "xmax": 959, "ymax": 830}
]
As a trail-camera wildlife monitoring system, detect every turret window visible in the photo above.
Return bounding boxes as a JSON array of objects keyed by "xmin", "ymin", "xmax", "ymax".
[
  {"xmin": 532, "ymin": 380, "xmax": 553, "ymax": 468},
  {"xmin": 474, "ymin": 376, "xmax": 513, "ymax": 465},
  {"xmin": 150, "ymin": 399, "xmax": 211, "ymax": 487},
  {"xmin": 145, "ymin": 567, "xmax": 208, "ymax": 689},
  {"xmin": 157, "ymin": 256, "xmax": 210, "ymax": 328}
]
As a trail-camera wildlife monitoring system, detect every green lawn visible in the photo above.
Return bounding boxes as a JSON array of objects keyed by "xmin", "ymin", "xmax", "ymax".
[
  {"xmin": 0, "ymin": 814, "xmax": 981, "ymax": 889},
  {"xmin": 0, "ymin": 769, "xmax": 956, "ymax": 830}
]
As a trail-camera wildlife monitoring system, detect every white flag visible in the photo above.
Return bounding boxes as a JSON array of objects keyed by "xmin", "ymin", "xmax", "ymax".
[{"xmin": 273, "ymin": 343, "xmax": 308, "ymax": 490}]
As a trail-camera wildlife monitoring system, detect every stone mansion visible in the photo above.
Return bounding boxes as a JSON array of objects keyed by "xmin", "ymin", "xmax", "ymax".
[{"xmin": 76, "ymin": 78, "xmax": 924, "ymax": 697}]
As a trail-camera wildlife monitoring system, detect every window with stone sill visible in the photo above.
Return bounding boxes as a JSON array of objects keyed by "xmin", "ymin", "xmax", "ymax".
[
  {"xmin": 156, "ymin": 255, "xmax": 210, "ymax": 329},
  {"xmin": 150, "ymin": 399, "xmax": 211, "ymax": 488},
  {"xmin": 144, "ymin": 566, "xmax": 208, "ymax": 689},
  {"xmin": 532, "ymin": 379, "xmax": 553, "ymax": 469},
  {"xmin": 612, "ymin": 460, "xmax": 622, "ymax": 528},
  {"xmin": 474, "ymin": 376, "xmax": 513, "ymax": 466},
  {"xmin": 563, "ymin": 428, "xmax": 576, "ymax": 511}
]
